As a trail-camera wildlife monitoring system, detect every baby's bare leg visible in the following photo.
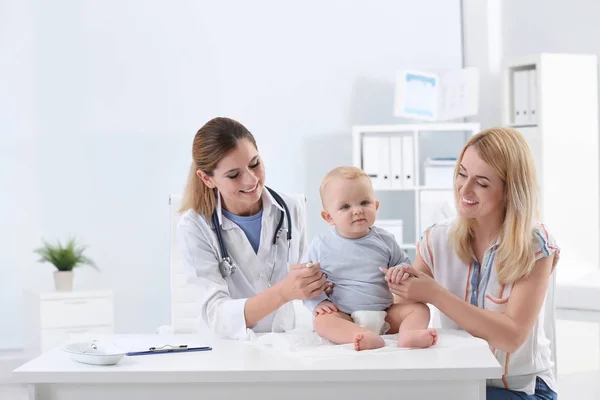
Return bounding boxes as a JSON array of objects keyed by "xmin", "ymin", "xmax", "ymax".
[
  {"xmin": 386, "ymin": 303, "xmax": 437, "ymax": 348},
  {"xmin": 314, "ymin": 312, "xmax": 384, "ymax": 351}
]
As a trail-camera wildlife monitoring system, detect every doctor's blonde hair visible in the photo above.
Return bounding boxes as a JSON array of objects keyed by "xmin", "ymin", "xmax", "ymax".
[
  {"xmin": 450, "ymin": 127, "xmax": 539, "ymax": 284},
  {"xmin": 180, "ymin": 117, "xmax": 258, "ymax": 218}
]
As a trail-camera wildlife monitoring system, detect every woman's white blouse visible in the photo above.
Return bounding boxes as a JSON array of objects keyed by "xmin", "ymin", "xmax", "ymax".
[
  {"xmin": 177, "ymin": 190, "xmax": 307, "ymax": 340},
  {"xmin": 418, "ymin": 218, "xmax": 560, "ymax": 395}
]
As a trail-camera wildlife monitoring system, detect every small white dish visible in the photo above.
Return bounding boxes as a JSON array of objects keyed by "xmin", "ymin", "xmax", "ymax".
[{"xmin": 62, "ymin": 341, "xmax": 125, "ymax": 365}]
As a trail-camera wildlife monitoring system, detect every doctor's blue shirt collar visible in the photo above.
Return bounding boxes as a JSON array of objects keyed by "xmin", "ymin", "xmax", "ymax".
[{"xmin": 214, "ymin": 188, "xmax": 284, "ymax": 230}]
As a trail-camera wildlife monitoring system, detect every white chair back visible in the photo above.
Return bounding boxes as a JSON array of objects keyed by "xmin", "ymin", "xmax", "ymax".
[
  {"xmin": 544, "ymin": 268, "xmax": 558, "ymax": 378},
  {"xmin": 168, "ymin": 194, "xmax": 205, "ymax": 333}
]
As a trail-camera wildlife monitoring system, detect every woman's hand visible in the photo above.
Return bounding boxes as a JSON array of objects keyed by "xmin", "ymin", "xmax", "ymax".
[
  {"xmin": 278, "ymin": 262, "xmax": 328, "ymax": 302},
  {"xmin": 383, "ymin": 265, "xmax": 443, "ymax": 304}
]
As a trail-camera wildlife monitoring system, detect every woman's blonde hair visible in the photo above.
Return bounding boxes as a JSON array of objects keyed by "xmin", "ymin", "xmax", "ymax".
[
  {"xmin": 180, "ymin": 117, "xmax": 258, "ymax": 218},
  {"xmin": 450, "ymin": 127, "xmax": 539, "ymax": 284}
]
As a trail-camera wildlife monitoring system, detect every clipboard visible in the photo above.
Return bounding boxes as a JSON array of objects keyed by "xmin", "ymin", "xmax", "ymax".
[{"xmin": 126, "ymin": 344, "xmax": 212, "ymax": 356}]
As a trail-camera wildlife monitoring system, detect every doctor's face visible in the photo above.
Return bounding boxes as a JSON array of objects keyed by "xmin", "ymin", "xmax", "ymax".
[
  {"xmin": 321, "ymin": 177, "xmax": 379, "ymax": 239},
  {"xmin": 204, "ymin": 139, "xmax": 266, "ymax": 215},
  {"xmin": 455, "ymin": 146, "xmax": 505, "ymax": 223}
]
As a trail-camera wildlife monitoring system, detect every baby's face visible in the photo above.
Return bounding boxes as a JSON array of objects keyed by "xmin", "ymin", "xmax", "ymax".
[{"xmin": 321, "ymin": 177, "xmax": 378, "ymax": 239}]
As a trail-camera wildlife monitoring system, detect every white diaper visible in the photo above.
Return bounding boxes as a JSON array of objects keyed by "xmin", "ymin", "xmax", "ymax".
[{"xmin": 350, "ymin": 310, "xmax": 390, "ymax": 334}]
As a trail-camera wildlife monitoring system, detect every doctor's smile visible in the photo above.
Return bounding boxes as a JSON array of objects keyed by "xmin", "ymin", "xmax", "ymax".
[{"xmin": 240, "ymin": 182, "xmax": 260, "ymax": 195}]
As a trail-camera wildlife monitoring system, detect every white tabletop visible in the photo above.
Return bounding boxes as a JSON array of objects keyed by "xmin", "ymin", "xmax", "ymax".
[{"xmin": 13, "ymin": 330, "xmax": 502, "ymax": 384}]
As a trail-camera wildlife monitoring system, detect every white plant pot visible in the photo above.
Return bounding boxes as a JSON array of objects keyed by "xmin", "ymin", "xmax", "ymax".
[{"xmin": 54, "ymin": 271, "xmax": 74, "ymax": 291}]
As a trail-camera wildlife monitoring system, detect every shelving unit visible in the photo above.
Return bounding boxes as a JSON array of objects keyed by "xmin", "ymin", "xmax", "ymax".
[
  {"xmin": 502, "ymin": 53, "xmax": 599, "ymax": 272},
  {"xmin": 352, "ymin": 122, "xmax": 480, "ymax": 255}
]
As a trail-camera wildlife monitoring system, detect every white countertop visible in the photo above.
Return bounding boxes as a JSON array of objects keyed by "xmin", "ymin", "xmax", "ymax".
[{"xmin": 13, "ymin": 330, "xmax": 502, "ymax": 384}]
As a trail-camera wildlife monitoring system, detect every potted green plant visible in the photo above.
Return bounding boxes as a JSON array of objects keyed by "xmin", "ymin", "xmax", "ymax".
[{"xmin": 34, "ymin": 238, "xmax": 99, "ymax": 291}]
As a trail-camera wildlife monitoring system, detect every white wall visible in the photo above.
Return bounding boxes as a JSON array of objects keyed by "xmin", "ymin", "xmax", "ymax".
[
  {"xmin": 0, "ymin": 0, "xmax": 40, "ymax": 350},
  {"xmin": 461, "ymin": 0, "xmax": 503, "ymax": 130},
  {"xmin": 463, "ymin": 0, "xmax": 600, "ymax": 129},
  {"xmin": 0, "ymin": 0, "xmax": 463, "ymax": 349}
]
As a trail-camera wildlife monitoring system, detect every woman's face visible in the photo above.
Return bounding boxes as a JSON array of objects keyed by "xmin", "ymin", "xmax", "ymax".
[
  {"xmin": 199, "ymin": 139, "xmax": 266, "ymax": 215},
  {"xmin": 455, "ymin": 146, "xmax": 505, "ymax": 222}
]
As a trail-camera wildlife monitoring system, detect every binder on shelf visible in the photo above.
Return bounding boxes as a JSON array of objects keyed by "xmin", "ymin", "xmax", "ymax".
[
  {"xmin": 362, "ymin": 136, "xmax": 391, "ymax": 190},
  {"xmin": 520, "ymin": 71, "xmax": 529, "ymax": 124},
  {"xmin": 401, "ymin": 135, "xmax": 414, "ymax": 187},
  {"xmin": 362, "ymin": 136, "xmax": 380, "ymax": 187},
  {"xmin": 378, "ymin": 136, "xmax": 391, "ymax": 189},
  {"xmin": 512, "ymin": 70, "xmax": 523, "ymax": 125},
  {"xmin": 390, "ymin": 136, "xmax": 403, "ymax": 189},
  {"xmin": 511, "ymin": 70, "xmax": 518, "ymax": 124},
  {"xmin": 513, "ymin": 69, "xmax": 535, "ymax": 126},
  {"xmin": 527, "ymin": 69, "xmax": 537, "ymax": 124}
]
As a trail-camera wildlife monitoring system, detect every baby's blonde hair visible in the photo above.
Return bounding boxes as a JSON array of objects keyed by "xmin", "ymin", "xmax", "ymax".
[{"xmin": 319, "ymin": 166, "xmax": 371, "ymax": 207}]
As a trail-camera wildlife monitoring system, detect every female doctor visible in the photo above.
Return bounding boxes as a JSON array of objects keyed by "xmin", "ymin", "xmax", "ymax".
[{"xmin": 177, "ymin": 117, "xmax": 329, "ymax": 340}]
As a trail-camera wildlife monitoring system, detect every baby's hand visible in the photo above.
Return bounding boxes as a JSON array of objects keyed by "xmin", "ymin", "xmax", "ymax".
[
  {"xmin": 381, "ymin": 264, "xmax": 412, "ymax": 284},
  {"xmin": 314, "ymin": 300, "xmax": 338, "ymax": 316}
]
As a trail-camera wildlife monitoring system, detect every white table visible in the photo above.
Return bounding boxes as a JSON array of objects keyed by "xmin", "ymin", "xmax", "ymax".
[{"xmin": 13, "ymin": 331, "xmax": 502, "ymax": 400}]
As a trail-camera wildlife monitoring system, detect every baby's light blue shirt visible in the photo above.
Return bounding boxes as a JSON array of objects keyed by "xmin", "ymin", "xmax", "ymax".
[{"xmin": 302, "ymin": 225, "xmax": 411, "ymax": 314}]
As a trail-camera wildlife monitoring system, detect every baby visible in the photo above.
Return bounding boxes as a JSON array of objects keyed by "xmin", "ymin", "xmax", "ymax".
[{"xmin": 303, "ymin": 166, "xmax": 437, "ymax": 351}]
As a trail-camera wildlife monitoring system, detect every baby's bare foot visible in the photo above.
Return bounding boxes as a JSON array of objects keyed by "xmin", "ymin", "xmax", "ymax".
[
  {"xmin": 430, "ymin": 329, "xmax": 438, "ymax": 346},
  {"xmin": 353, "ymin": 332, "xmax": 385, "ymax": 351},
  {"xmin": 397, "ymin": 328, "xmax": 438, "ymax": 348}
]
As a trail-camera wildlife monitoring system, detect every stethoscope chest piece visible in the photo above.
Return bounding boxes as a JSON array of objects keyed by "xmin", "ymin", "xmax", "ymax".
[{"xmin": 218, "ymin": 257, "xmax": 236, "ymax": 278}]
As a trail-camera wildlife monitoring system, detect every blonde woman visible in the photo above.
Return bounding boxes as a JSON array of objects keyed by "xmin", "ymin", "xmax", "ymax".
[{"xmin": 389, "ymin": 128, "xmax": 558, "ymax": 399}]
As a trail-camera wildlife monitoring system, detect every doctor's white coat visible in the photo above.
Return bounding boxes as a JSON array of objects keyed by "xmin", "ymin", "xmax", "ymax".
[{"xmin": 177, "ymin": 189, "xmax": 308, "ymax": 340}]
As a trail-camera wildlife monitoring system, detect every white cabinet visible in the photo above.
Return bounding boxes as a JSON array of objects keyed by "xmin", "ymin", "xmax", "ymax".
[
  {"xmin": 502, "ymin": 53, "xmax": 599, "ymax": 272},
  {"xmin": 352, "ymin": 123, "xmax": 480, "ymax": 255},
  {"xmin": 24, "ymin": 290, "xmax": 114, "ymax": 357}
]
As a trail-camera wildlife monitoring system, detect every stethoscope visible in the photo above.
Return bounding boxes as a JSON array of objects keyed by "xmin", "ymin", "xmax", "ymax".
[{"xmin": 213, "ymin": 186, "xmax": 292, "ymax": 279}]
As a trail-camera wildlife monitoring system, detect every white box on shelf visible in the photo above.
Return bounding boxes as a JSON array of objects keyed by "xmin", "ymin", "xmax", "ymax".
[
  {"xmin": 424, "ymin": 158, "xmax": 456, "ymax": 188},
  {"xmin": 375, "ymin": 219, "xmax": 403, "ymax": 247}
]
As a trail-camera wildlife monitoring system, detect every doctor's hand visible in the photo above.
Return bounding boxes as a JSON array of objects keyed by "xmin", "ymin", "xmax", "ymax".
[
  {"xmin": 278, "ymin": 262, "xmax": 328, "ymax": 302},
  {"xmin": 387, "ymin": 265, "xmax": 442, "ymax": 304}
]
